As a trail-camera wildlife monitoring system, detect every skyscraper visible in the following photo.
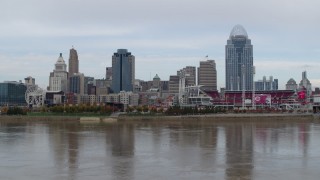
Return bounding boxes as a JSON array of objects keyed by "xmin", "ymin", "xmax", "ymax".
[
  {"xmin": 111, "ymin": 49, "xmax": 135, "ymax": 93},
  {"xmin": 69, "ymin": 73, "xmax": 84, "ymax": 95},
  {"xmin": 177, "ymin": 66, "xmax": 196, "ymax": 86},
  {"xmin": 169, "ymin": 75, "xmax": 179, "ymax": 94},
  {"xmin": 226, "ymin": 25, "xmax": 253, "ymax": 91},
  {"xmin": 299, "ymin": 71, "xmax": 312, "ymax": 98},
  {"xmin": 49, "ymin": 53, "xmax": 68, "ymax": 92},
  {"xmin": 198, "ymin": 60, "xmax": 217, "ymax": 90},
  {"xmin": 68, "ymin": 47, "xmax": 79, "ymax": 77},
  {"xmin": 106, "ymin": 67, "xmax": 112, "ymax": 80}
]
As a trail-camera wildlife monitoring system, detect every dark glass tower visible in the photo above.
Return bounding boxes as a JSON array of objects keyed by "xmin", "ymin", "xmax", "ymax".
[
  {"xmin": 225, "ymin": 25, "xmax": 253, "ymax": 91},
  {"xmin": 111, "ymin": 49, "xmax": 135, "ymax": 93}
]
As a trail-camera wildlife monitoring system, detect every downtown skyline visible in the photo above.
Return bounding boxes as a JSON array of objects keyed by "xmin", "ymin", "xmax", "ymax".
[{"xmin": 1, "ymin": 0, "xmax": 320, "ymax": 90}]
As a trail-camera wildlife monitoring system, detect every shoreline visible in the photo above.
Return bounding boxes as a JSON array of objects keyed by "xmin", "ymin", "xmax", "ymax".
[{"xmin": 0, "ymin": 113, "xmax": 318, "ymax": 123}]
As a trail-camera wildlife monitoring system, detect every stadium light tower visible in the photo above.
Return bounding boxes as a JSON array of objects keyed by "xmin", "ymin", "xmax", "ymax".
[
  {"xmin": 252, "ymin": 66, "xmax": 255, "ymax": 110},
  {"xmin": 242, "ymin": 64, "xmax": 245, "ymax": 109}
]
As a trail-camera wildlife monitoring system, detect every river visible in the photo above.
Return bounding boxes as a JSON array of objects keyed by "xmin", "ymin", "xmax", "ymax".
[{"xmin": 0, "ymin": 119, "xmax": 319, "ymax": 180}]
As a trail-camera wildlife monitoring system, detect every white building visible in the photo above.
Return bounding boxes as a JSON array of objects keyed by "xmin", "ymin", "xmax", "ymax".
[{"xmin": 49, "ymin": 53, "xmax": 68, "ymax": 93}]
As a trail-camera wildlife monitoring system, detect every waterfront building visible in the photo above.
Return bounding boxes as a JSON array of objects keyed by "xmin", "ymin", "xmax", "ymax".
[
  {"xmin": 106, "ymin": 93, "xmax": 120, "ymax": 103},
  {"xmin": 299, "ymin": 71, "xmax": 312, "ymax": 98},
  {"xmin": 226, "ymin": 25, "xmax": 253, "ymax": 91},
  {"xmin": 79, "ymin": 94, "xmax": 96, "ymax": 105},
  {"xmin": 49, "ymin": 53, "xmax": 68, "ymax": 93},
  {"xmin": 0, "ymin": 81, "xmax": 27, "ymax": 106},
  {"xmin": 45, "ymin": 91, "xmax": 64, "ymax": 105},
  {"xmin": 69, "ymin": 73, "xmax": 85, "ymax": 95},
  {"xmin": 68, "ymin": 47, "xmax": 79, "ymax": 76},
  {"xmin": 286, "ymin": 78, "xmax": 298, "ymax": 91},
  {"xmin": 198, "ymin": 60, "xmax": 217, "ymax": 90},
  {"xmin": 255, "ymin": 76, "xmax": 278, "ymax": 91},
  {"xmin": 111, "ymin": 49, "xmax": 135, "ymax": 93}
]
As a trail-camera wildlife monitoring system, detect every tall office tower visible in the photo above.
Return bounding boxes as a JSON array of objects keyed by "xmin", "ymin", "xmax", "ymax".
[
  {"xmin": 197, "ymin": 60, "xmax": 217, "ymax": 90},
  {"xmin": 111, "ymin": 49, "xmax": 135, "ymax": 93},
  {"xmin": 106, "ymin": 67, "xmax": 112, "ymax": 80},
  {"xmin": 226, "ymin": 25, "xmax": 253, "ymax": 91},
  {"xmin": 68, "ymin": 47, "xmax": 79, "ymax": 76},
  {"xmin": 177, "ymin": 66, "xmax": 196, "ymax": 86},
  {"xmin": 69, "ymin": 73, "xmax": 85, "ymax": 95},
  {"xmin": 169, "ymin": 75, "xmax": 179, "ymax": 94},
  {"xmin": 49, "ymin": 53, "xmax": 68, "ymax": 92},
  {"xmin": 299, "ymin": 71, "xmax": 312, "ymax": 97}
]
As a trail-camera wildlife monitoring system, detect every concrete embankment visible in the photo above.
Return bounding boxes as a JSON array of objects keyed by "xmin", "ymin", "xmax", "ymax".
[
  {"xmin": 1, "ymin": 113, "xmax": 318, "ymax": 124},
  {"xmin": 79, "ymin": 117, "xmax": 117, "ymax": 123},
  {"xmin": 0, "ymin": 115, "xmax": 79, "ymax": 122},
  {"xmin": 118, "ymin": 113, "xmax": 317, "ymax": 123},
  {"xmin": 0, "ymin": 115, "xmax": 118, "ymax": 124}
]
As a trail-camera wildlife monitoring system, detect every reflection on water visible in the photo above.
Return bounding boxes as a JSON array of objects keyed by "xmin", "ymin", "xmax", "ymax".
[{"xmin": 0, "ymin": 120, "xmax": 320, "ymax": 180}]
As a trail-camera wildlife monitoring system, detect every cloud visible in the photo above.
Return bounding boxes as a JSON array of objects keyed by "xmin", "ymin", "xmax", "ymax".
[
  {"xmin": 0, "ymin": 21, "xmax": 138, "ymax": 37},
  {"xmin": 1, "ymin": 0, "xmax": 320, "ymax": 91},
  {"xmin": 0, "ymin": 53, "xmax": 55, "ymax": 88}
]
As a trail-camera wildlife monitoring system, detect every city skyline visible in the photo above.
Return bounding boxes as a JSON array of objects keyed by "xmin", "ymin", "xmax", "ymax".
[{"xmin": 1, "ymin": 0, "xmax": 320, "ymax": 89}]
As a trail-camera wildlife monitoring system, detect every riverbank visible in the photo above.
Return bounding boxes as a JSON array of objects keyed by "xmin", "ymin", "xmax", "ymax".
[
  {"xmin": 118, "ymin": 113, "xmax": 317, "ymax": 123},
  {"xmin": 0, "ymin": 113, "xmax": 318, "ymax": 123}
]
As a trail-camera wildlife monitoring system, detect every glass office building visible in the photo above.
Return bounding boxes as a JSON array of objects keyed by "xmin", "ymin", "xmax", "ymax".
[
  {"xmin": 226, "ymin": 25, "xmax": 253, "ymax": 91},
  {"xmin": 0, "ymin": 81, "xmax": 27, "ymax": 106},
  {"xmin": 111, "ymin": 49, "xmax": 135, "ymax": 93}
]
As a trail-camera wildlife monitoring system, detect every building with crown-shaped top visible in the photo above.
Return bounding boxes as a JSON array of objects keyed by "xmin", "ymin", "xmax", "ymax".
[
  {"xmin": 49, "ymin": 53, "xmax": 68, "ymax": 92},
  {"xmin": 226, "ymin": 25, "xmax": 253, "ymax": 91}
]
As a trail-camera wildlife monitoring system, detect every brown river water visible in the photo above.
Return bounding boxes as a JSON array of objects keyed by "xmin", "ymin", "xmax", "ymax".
[{"xmin": 0, "ymin": 118, "xmax": 319, "ymax": 180}]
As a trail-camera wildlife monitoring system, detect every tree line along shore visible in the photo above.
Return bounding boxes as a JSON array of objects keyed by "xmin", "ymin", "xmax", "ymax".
[
  {"xmin": 0, "ymin": 105, "xmax": 318, "ymax": 123},
  {"xmin": 0, "ymin": 104, "xmax": 311, "ymax": 116}
]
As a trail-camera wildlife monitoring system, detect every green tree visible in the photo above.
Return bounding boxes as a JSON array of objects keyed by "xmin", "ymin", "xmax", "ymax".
[{"xmin": 142, "ymin": 105, "xmax": 149, "ymax": 113}]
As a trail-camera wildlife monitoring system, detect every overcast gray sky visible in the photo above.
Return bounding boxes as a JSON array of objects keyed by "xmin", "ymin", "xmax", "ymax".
[{"xmin": 1, "ymin": 0, "xmax": 320, "ymax": 89}]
